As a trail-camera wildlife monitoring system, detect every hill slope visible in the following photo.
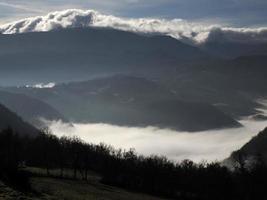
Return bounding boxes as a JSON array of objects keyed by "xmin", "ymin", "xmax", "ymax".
[
  {"xmin": 155, "ymin": 54, "xmax": 267, "ymax": 118},
  {"xmin": 0, "ymin": 90, "xmax": 67, "ymax": 127},
  {"xmin": 229, "ymin": 128, "xmax": 267, "ymax": 166},
  {"xmin": 0, "ymin": 27, "xmax": 209, "ymax": 86},
  {"xmin": 201, "ymin": 40, "xmax": 267, "ymax": 59},
  {"xmin": 0, "ymin": 103, "xmax": 39, "ymax": 136},
  {"xmin": 6, "ymin": 75, "xmax": 241, "ymax": 132}
]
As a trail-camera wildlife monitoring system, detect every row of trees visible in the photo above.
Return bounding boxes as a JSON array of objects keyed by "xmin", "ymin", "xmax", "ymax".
[{"xmin": 1, "ymin": 127, "xmax": 267, "ymax": 199}]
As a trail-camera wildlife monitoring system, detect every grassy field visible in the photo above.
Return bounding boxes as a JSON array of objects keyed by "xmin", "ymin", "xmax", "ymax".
[
  {"xmin": 0, "ymin": 181, "xmax": 35, "ymax": 200},
  {"xmin": 0, "ymin": 168, "xmax": 168, "ymax": 200},
  {"xmin": 30, "ymin": 177, "xmax": 167, "ymax": 200}
]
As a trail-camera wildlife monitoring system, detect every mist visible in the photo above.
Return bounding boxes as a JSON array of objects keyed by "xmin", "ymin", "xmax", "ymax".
[{"xmin": 43, "ymin": 118, "xmax": 267, "ymax": 163}]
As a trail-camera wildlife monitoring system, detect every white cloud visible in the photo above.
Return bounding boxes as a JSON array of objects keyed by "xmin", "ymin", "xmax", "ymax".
[
  {"xmin": 25, "ymin": 82, "xmax": 56, "ymax": 89},
  {"xmin": 45, "ymin": 118, "xmax": 267, "ymax": 163},
  {"xmin": 1, "ymin": 9, "xmax": 267, "ymax": 44}
]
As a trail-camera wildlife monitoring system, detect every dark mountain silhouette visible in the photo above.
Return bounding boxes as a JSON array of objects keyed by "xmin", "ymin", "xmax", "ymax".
[
  {"xmin": 0, "ymin": 90, "xmax": 67, "ymax": 127},
  {"xmin": 229, "ymin": 128, "xmax": 267, "ymax": 166},
  {"xmin": 0, "ymin": 27, "xmax": 210, "ymax": 86},
  {"xmin": 0, "ymin": 103, "xmax": 39, "ymax": 136},
  {"xmin": 6, "ymin": 75, "xmax": 241, "ymax": 131}
]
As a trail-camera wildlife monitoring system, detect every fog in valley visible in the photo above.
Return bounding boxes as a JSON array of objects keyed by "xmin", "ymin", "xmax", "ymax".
[{"xmin": 46, "ymin": 117, "xmax": 267, "ymax": 163}]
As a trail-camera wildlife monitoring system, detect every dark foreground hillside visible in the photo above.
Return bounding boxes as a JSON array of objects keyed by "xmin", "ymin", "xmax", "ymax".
[
  {"xmin": 229, "ymin": 127, "xmax": 267, "ymax": 167},
  {"xmin": 2, "ymin": 128, "xmax": 267, "ymax": 200},
  {"xmin": 0, "ymin": 177, "xmax": 165, "ymax": 200}
]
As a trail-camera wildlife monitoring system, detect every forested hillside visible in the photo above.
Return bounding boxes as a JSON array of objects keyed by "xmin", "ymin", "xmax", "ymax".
[{"xmin": 1, "ymin": 128, "xmax": 267, "ymax": 200}]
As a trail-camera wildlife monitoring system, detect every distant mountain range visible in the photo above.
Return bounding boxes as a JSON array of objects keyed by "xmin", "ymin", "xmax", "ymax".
[
  {"xmin": 0, "ymin": 27, "xmax": 208, "ymax": 86},
  {"xmin": 156, "ymin": 54, "xmax": 267, "ymax": 118},
  {"xmin": 0, "ymin": 27, "xmax": 266, "ymax": 131},
  {"xmin": 201, "ymin": 39, "xmax": 267, "ymax": 59},
  {"xmin": 4, "ymin": 75, "xmax": 241, "ymax": 131}
]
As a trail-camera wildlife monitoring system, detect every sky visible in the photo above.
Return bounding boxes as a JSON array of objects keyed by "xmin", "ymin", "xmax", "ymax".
[{"xmin": 0, "ymin": 0, "xmax": 267, "ymax": 26}]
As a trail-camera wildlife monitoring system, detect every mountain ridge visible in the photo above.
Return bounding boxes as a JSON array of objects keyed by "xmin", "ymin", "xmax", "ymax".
[
  {"xmin": 0, "ymin": 27, "xmax": 210, "ymax": 86},
  {"xmin": 5, "ymin": 75, "xmax": 241, "ymax": 132}
]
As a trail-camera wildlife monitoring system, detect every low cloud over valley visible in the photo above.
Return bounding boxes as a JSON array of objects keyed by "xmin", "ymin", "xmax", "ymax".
[{"xmin": 46, "ymin": 118, "xmax": 267, "ymax": 163}]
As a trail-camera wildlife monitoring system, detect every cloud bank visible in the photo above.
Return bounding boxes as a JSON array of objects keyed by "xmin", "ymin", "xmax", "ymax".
[
  {"xmin": 0, "ymin": 9, "xmax": 267, "ymax": 44},
  {"xmin": 46, "ymin": 118, "xmax": 267, "ymax": 163}
]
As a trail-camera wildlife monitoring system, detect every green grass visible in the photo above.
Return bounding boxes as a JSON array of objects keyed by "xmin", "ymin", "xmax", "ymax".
[
  {"xmin": 3, "ymin": 168, "xmax": 167, "ymax": 200},
  {"xmin": 30, "ymin": 177, "xmax": 167, "ymax": 200}
]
